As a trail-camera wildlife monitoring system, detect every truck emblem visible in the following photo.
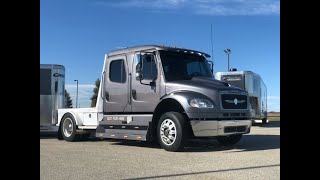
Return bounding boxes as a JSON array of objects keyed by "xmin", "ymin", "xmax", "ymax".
[{"xmin": 225, "ymin": 98, "xmax": 245, "ymax": 105}]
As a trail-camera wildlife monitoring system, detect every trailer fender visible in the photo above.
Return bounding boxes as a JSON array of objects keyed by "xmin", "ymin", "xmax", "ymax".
[{"xmin": 59, "ymin": 111, "xmax": 83, "ymax": 127}]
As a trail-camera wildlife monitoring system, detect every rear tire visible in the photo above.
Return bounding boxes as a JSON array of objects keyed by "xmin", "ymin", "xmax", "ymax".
[
  {"xmin": 61, "ymin": 114, "xmax": 77, "ymax": 142},
  {"xmin": 157, "ymin": 112, "xmax": 189, "ymax": 152},
  {"xmin": 216, "ymin": 134, "xmax": 242, "ymax": 146}
]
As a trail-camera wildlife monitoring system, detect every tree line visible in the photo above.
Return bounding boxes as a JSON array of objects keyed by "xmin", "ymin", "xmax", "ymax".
[{"xmin": 64, "ymin": 78, "xmax": 100, "ymax": 108}]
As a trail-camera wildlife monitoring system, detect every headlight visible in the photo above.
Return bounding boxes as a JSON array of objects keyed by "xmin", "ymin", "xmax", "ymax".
[{"xmin": 189, "ymin": 99, "xmax": 214, "ymax": 108}]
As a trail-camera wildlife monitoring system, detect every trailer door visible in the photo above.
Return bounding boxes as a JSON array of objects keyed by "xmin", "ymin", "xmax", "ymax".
[{"xmin": 40, "ymin": 68, "xmax": 53, "ymax": 126}]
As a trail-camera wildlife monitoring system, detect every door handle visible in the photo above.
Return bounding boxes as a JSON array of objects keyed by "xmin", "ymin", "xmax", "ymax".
[
  {"xmin": 101, "ymin": 71, "xmax": 105, "ymax": 99},
  {"xmin": 132, "ymin": 89, "xmax": 137, "ymax": 100},
  {"xmin": 54, "ymin": 81, "xmax": 58, "ymax": 92},
  {"xmin": 105, "ymin": 91, "xmax": 109, "ymax": 101}
]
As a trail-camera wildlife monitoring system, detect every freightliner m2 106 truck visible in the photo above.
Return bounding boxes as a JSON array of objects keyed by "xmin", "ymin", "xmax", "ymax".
[{"xmin": 57, "ymin": 45, "xmax": 252, "ymax": 151}]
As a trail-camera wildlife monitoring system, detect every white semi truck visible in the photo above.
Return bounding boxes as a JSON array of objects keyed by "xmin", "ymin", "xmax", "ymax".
[{"xmin": 56, "ymin": 45, "xmax": 252, "ymax": 151}]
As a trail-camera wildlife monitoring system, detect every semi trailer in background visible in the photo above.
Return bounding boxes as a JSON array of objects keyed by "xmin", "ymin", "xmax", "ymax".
[
  {"xmin": 40, "ymin": 64, "xmax": 65, "ymax": 132},
  {"xmin": 215, "ymin": 70, "xmax": 268, "ymax": 124}
]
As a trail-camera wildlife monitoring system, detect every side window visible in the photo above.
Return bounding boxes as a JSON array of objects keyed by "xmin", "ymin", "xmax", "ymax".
[
  {"xmin": 142, "ymin": 54, "xmax": 157, "ymax": 80},
  {"xmin": 253, "ymin": 78, "xmax": 258, "ymax": 92},
  {"xmin": 135, "ymin": 53, "xmax": 157, "ymax": 80},
  {"xmin": 40, "ymin": 69, "xmax": 52, "ymax": 95},
  {"xmin": 109, "ymin": 60, "xmax": 126, "ymax": 83}
]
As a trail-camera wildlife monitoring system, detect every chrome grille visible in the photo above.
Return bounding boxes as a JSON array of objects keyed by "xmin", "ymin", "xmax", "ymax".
[{"xmin": 221, "ymin": 94, "xmax": 247, "ymax": 109}]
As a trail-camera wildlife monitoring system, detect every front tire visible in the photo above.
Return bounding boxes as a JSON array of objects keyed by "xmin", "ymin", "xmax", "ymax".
[
  {"xmin": 61, "ymin": 114, "xmax": 77, "ymax": 142},
  {"xmin": 216, "ymin": 134, "xmax": 242, "ymax": 146},
  {"xmin": 157, "ymin": 112, "xmax": 189, "ymax": 152}
]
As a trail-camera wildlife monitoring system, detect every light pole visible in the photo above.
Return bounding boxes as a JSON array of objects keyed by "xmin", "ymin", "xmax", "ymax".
[
  {"xmin": 74, "ymin": 80, "xmax": 78, "ymax": 108},
  {"xmin": 224, "ymin": 48, "xmax": 231, "ymax": 71}
]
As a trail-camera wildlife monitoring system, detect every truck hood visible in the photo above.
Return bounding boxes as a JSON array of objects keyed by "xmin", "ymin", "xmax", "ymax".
[{"xmin": 166, "ymin": 76, "xmax": 242, "ymax": 92}]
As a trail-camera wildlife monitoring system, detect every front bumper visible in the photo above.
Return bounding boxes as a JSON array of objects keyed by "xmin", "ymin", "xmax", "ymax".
[{"xmin": 190, "ymin": 120, "xmax": 251, "ymax": 137}]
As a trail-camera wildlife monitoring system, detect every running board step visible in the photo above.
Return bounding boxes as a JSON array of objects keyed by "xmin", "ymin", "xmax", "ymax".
[{"xmin": 96, "ymin": 125, "xmax": 148, "ymax": 141}]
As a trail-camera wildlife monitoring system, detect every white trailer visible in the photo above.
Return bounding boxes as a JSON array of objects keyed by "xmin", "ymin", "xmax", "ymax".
[
  {"xmin": 215, "ymin": 70, "xmax": 268, "ymax": 123},
  {"xmin": 40, "ymin": 64, "xmax": 65, "ymax": 132}
]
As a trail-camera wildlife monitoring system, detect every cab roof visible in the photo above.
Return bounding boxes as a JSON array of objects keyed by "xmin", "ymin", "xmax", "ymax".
[{"xmin": 108, "ymin": 45, "xmax": 210, "ymax": 58}]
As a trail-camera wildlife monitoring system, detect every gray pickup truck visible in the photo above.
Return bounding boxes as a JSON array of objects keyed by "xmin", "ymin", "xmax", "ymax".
[{"xmin": 56, "ymin": 45, "xmax": 252, "ymax": 151}]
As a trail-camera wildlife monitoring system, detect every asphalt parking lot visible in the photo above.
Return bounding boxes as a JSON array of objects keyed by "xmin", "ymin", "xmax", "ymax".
[{"xmin": 40, "ymin": 122, "xmax": 280, "ymax": 180}]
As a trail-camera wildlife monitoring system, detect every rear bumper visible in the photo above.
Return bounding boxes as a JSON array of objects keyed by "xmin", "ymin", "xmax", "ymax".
[{"xmin": 190, "ymin": 120, "xmax": 251, "ymax": 137}]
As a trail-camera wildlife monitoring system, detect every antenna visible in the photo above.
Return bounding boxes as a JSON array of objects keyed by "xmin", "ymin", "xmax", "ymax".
[{"xmin": 210, "ymin": 24, "xmax": 214, "ymax": 72}]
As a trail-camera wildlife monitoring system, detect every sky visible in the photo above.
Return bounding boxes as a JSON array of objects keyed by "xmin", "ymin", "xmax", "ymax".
[{"xmin": 40, "ymin": 0, "xmax": 280, "ymax": 111}]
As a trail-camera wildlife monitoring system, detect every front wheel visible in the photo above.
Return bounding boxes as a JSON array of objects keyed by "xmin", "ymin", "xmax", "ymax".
[
  {"xmin": 157, "ymin": 112, "xmax": 189, "ymax": 152},
  {"xmin": 216, "ymin": 134, "xmax": 242, "ymax": 146},
  {"xmin": 61, "ymin": 114, "xmax": 77, "ymax": 142}
]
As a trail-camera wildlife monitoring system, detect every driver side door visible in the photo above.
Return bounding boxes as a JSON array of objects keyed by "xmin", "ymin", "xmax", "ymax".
[{"xmin": 131, "ymin": 51, "xmax": 160, "ymax": 112}]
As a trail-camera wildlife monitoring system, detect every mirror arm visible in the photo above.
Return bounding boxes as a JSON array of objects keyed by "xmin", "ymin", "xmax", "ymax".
[
  {"xmin": 139, "ymin": 78, "xmax": 150, "ymax": 86},
  {"xmin": 208, "ymin": 61, "xmax": 213, "ymax": 74}
]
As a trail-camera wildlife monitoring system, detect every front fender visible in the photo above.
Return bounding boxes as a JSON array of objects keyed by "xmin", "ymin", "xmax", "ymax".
[{"xmin": 160, "ymin": 91, "xmax": 217, "ymax": 114}]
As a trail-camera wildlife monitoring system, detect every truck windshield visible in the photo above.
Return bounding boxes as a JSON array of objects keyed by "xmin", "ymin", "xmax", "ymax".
[{"xmin": 159, "ymin": 50, "xmax": 213, "ymax": 81}]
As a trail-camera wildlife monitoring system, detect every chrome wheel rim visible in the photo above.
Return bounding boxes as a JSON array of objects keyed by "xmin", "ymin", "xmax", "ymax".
[
  {"xmin": 63, "ymin": 118, "xmax": 73, "ymax": 137},
  {"xmin": 160, "ymin": 119, "xmax": 177, "ymax": 146}
]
